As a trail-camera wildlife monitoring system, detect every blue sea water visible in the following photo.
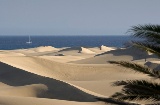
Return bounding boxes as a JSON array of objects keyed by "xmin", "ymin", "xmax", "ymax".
[{"xmin": 0, "ymin": 35, "xmax": 136, "ymax": 50}]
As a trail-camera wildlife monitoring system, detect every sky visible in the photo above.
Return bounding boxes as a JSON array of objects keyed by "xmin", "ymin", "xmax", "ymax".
[{"xmin": 0, "ymin": 0, "xmax": 160, "ymax": 36}]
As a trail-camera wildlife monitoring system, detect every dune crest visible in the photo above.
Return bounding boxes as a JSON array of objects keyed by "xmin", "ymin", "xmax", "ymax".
[
  {"xmin": 79, "ymin": 47, "xmax": 95, "ymax": 54},
  {"xmin": 34, "ymin": 46, "xmax": 59, "ymax": 52},
  {"xmin": 0, "ymin": 46, "xmax": 155, "ymax": 105},
  {"xmin": 100, "ymin": 45, "xmax": 115, "ymax": 51}
]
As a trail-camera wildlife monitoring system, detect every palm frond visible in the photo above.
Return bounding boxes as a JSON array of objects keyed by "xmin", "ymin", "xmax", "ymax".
[
  {"xmin": 111, "ymin": 80, "xmax": 160, "ymax": 101},
  {"xmin": 108, "ymin": 61, "xmax": 160, "ymax": 79},
  {"xmin": 128, "ymin": 24, "xmax": 160, "ymax": 44},
  {"xmin": 109, "ymin": 24, "xmax": 160, "ymax": 104},
  {"xmin": 133, "ymin": 42, "xmax": 160, "ymax": 57}
]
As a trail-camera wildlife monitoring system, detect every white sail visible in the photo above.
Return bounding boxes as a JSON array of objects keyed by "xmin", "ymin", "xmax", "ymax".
[{"xmin": 26, "ymin": 35, "xmax": 32, "ymax": 44}]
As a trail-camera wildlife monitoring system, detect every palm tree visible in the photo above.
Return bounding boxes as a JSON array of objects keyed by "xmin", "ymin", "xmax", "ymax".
[
  {"xmin": 128, "ymin": 24, "xmax": 160, "ymax": 56},
  {"xmin": 107, "ymin": 24, "xmax": 160, "ymax": 104}
]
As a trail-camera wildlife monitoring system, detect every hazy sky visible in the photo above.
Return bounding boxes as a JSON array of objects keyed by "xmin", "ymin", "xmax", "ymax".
[{"xmin": 0, "ymin": 0, "xmax": 160, "ymax": 35}]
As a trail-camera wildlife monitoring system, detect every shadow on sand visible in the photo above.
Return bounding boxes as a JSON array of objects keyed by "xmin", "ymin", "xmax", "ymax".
[
  {"xmin": 0, "ymin": 61, "xmax": 97, "ymax": 102},
  {"xmin": 95, "ymin": 46, "xmax": 158, "ymax": 61}
]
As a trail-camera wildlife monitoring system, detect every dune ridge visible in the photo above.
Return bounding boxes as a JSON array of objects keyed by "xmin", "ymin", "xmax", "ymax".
[
  {"xmin": 0, "ymin": 61, "xmax": 98, "ymax": 102},
  {"xmin": 72, "ymin": 46, "xmax": 158, "ymax": 64},
  {"xmin": 100, "ymin": 45, "xmax": 115, "ymax": 51},
  {"xmin": 34, "ymin": 46, "xmax": 59, "ymax": 52},
  {"xmin": 0, "ymin": 46, "xmax": 154, "ymax": 105},
  {"xmin": 79, "ymin": 47, "xmax": 95, "ymax": 54}
]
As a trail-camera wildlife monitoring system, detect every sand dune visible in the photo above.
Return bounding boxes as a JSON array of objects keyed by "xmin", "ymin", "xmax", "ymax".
[
  {"xmin": 0, "ymin": 62, "xmax": 97, "ymax": 101},
  {"xmin": 0, "ymin": 55, "xmax": 149, "ymax": 98},
  {"xmin": 0, "ymin": 56, "xmax": 122, "ymax": 81},
  {"xmin": 100, "ymin": 45, "xmax": 115, "ymax": 51},
  {"xmin": 0, "ymin": 56, "xmax": 147, "ymax": 81},
  {"xmin": 0, "ymin": 51, "xmax": 25, "ymax": 57},
  {"xmin": 0, "ymin": 46, "xmax": 155, "ymax": 104},
  {"xmin": 0, "ymin": 83, "xmax": 48, "ymax": 97},
  {"xmin": 11, "ymin": 46, "xmax": 59, "ymax": 56},
  {"xmin": 0, "ymin": 96, "xmax": 105, "ymax": 105},
  {"xmin": 40, "ymin": 55, "xmax": 86, "ymax": 63},
  {"xmin": 33, "ymin": 46, "xmax": 59, "ymax": 52},
  {"xmin": 57, "ymin": 46, "xmax": 96, "ymax": 55},
  {"xmin": 79, "ymin": 47, "xmax": 95, "ymax": 54},
  {"xmin": 72, "ymin": 46, "xmax": 158, "ymax": 64},
  {"xmin": 145, "ymin": 61, "xmax": 160, "ymax": 70},
  {"xmin": 84, "ymin": 47, "xmax": 104, "ymax": 54}
]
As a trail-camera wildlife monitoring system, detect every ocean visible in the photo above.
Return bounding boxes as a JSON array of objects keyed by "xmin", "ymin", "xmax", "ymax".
[{"xmin": 0, "ymin": 35, "xmax": 136, "ymax": 50}]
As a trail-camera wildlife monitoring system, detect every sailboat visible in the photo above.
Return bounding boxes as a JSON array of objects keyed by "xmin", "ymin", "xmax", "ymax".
[{"xmin": 26, "ymin": 35, "xmax": 32, "ymax": 44}]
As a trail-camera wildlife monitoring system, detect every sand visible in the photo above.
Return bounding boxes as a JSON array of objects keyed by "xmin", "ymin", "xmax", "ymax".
[{"xmin": 0, "ymin": 46, "xmax": 156, "ymax": 105}]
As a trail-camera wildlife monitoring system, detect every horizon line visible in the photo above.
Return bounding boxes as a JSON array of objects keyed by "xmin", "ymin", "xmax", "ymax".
[{"xmin": 0, "ymin": 34, "xmax": 128, "ymax": 36}]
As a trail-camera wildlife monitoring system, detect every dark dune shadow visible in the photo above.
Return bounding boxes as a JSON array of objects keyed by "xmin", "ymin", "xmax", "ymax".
[
  {"xmin": 0, "ymin": 62, "xmax": 97, "ymax": 102},
  {"xmin": 58, "ymin": 46, "xmax": 95, "ymax": 52},
  {"xmin": 24, "ymin": 51, "xmax": 58, "ymax": 56},
  {"xmin": 58, "ymin": 47, "xmax": 80, "ymax": 52},
  {"xmin": 144, "ymin": 61, "xmax": 160, "ymax": 71},
  {"xmin": 95, "ymin": 46, "xmax": 158, "ymax": 61}
]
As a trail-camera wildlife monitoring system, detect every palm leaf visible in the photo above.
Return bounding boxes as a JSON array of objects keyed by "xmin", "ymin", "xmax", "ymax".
[
  {"xmin": 111, "ymin": 80, "xmax": 160, "ymax": 101},
  {"xmin": 108, "ymin": 61, "xmax": 160, "ymax": 79},
  {"xmin": 128, "ymin": 24, "xmax": 160, "ymax": 44},
  {"xmin": 133, "ymin": 42, "xmax": 160, "ymax": 57}
]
